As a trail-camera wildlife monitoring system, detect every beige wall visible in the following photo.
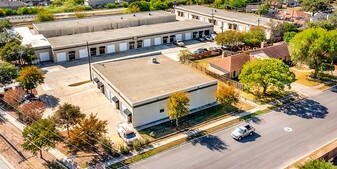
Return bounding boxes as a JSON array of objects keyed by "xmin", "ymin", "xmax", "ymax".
[{"xmin": 51, "ymin": 27, "xmax": 213, "ymax": 62}]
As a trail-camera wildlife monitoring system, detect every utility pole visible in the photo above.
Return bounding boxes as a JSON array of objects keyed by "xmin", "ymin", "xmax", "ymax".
[
  {"xmin": 257, "ymin": 18, "xmax": 261, "ymax": 26},
  {"xmin": 86, "ymin": 42, "xmax": 92, "ymax": 81},
  {"xmin": 211, "ymin": 9, "xmax": 217, "ymax": 25}
]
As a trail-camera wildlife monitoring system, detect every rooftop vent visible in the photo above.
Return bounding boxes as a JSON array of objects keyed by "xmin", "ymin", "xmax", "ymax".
[
  {"xmin": 133, "ymin": 14, "xmax": 136, "ymax": 17},
  {"xmin": 120, "ymin": 17, "xmax": 123, "ymax": 19},
  {"xmin": 149, "ymin": 13, "xmax": 152, "ymax": 16}
]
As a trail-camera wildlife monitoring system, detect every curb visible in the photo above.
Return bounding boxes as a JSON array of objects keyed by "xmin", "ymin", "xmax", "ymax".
[{"xmin": 0, "ymin": 153, "xmax": 15, "ymax": 169}]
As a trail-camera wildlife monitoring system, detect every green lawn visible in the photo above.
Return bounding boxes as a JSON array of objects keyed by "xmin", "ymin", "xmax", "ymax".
[{"xmin": 193, "ymin": 56, "xmax": 219, "ymax": 68}]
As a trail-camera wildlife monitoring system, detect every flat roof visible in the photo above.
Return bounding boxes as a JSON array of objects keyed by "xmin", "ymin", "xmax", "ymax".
[
  {"xmin": 33, "ymin": 10, "xmax": 174, "ymax": 31},
  {"xmin": 47, "ymin": 20, "xmax": 212, "ymax": 50},
  {"xmin": 93, "ymin": 55, "xmax": 217, "ymax": 105},
  {"xmin": 176, "ymin": 5, "xmax": 273, "ymax": 27},
  {"xmin": 13, "ymin": 27, "xmax": 50, "ymax": 49}
]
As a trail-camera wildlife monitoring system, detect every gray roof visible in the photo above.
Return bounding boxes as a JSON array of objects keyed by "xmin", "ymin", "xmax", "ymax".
[
  {"xmin": 0, "ymin": 1, "xmax": 27, "ymax": 7},
  {"xmin": 93, "ymin": 55, "xmax": 217, "ymax": 105},
  {"xmin": 48, "ymin": 20, "xmax": 213, "ymax": 50},
  {"xmin": 176, "ymin": 5, "xmax": 273, "ymax": 28},
  {"xmin": 33, "ymin": 10, "xmax": 174, "ymax": 32}
]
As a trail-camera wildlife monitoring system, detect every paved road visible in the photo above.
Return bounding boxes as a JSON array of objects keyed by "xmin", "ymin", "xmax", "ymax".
[{"xmin": 128, "ymin": 87, "xmax": 337, "ymax": 169}]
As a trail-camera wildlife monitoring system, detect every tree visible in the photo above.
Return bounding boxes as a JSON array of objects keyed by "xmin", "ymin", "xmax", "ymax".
[
  {"xmin": 126, "ymin": 1, "xmax": 150, "ymax": 12},
  {"xmin": 257, "ymin": 3, "xmax": 270, "ymax": 16},
  {"xmin": 178, "ymin": 49, "xmax": 192, "ymax": 61},
  {"xmin": 239, "ymin": 58, "xmax": 296, "ymax": 96},
  {"xmin": 19, "ymin": 101, "xmax": 45, "ymax": 125},
  {"xmin": 299, "ymin": 159, "xmax": 336, "ymax": 169},
  {"xmin": 301, "ymin": 0, "xmax": 331, "ymax": 15},
  {"xmin": 0, "ymin": 62, "xmax": 18, "ymax": 87},
  {"xmin": 16, "ymin": 66, "xmax": 45, "ymax": 92},
  {"xmin": 150, "ymin": 0, "xmax": 168, "ymax": 10},
  {"xmin": 283, "ymin": 31, "xmax": 297, "ymax": 42},
  {"xmin": 124, "ymin": 5, "xmax": 141, "ymax": 13},
  {"xmin": 36, "ymin": 11, "xmax": 55, "ymax": 22},
  {"xmin": 215, "ymin": 30, "xmax": 243, "ymax": 47},
  {"xmin": 242, "ymin": 26, "xmax": 266, "ymax": 47},
  {"xmin": 0, "ymin": 19, "xmax": 11, "ymax": 31},
  {"xmin": 166, "ymin": 91, "xmax": 190, "ymax": 127},
  {"xmin": 0, "ymin": 40, "xmax": 21, "ymax": 63},
  {"xmin": 22, "ymin": 119, "xmax": 61, "ymax": 158},
  {"xmin": 52, "ymin": 103, "xmax": 85, "ymax": 138},
  {"xmin": 289, "ymin": 28, "xmax": 337, "ymax": 78},
  {"xmin": 229, "ymin": 0, "xmax": 245, "ymax": 8},
  {"xmin": 69, "ymin": 113, "xmax": 107, "ymax": 151},
  {"xmin": 3, "ymin": 88, "xmax": 25, "ymax": 107},
  {"xmin": 214, "ymin": 84, "xmax": 239, "ymax": 112},
  {"xmin": 213, "ymin": 0, "xmax": 222, "ymax": 8},
  {"xmin": 21, "ymin": 45, "xmax": 37, "ymax": 64},
  {"xmin": 306, "ymin": 14, "xmax": 337, "ymax": 31}
]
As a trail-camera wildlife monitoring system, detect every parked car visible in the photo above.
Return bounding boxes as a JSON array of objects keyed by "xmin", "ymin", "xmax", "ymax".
[
  {"xmin": 173, "ymin": 40, "xmax": 185, "ymax": 47},
  {"xmin": 231, "ymin": 125, "xmax": 255, "ymax": 140},
  {"xmin": 197, "ymin": 48, "xmax": 208, "ymax": 52},
  {"xmin": 117, "ymin": 122, "xmax": 138, "ymax": 145},
  {"xmin": 211, "ymin": 34, "xmax": 217, "ymax": 40},
  {"xmin": 203, "ymin": 35, "xmax": 212, "ymax": 41},
  {"xmin": 197, "ymin": 37, "xmax": 206, "ymax": 42}
]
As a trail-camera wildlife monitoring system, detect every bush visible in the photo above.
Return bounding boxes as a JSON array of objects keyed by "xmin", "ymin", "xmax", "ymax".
[
  {"xmin": 140, "ymin": 138, "xmax": 150, "ymax": 146},
  {"xmin": 83, "ymin": 6, "xmax": 92, "ymax": 10},
  {"xmin": 122, "ymin": 1, "xmax": 128, "ymax": 7},
  {"xmin": 132, "ymin": 140, "xmax": 142, "ymax": 151},
  {"xmin": 4, "ymin": 8, "xmax": 15, "ymax": 16},
  {"xmin": 100, "ymin": 138, "xmax": 120, "ymax": 157},
  {"xmin": 36, "ymin": 11, "xmax": 55, "ymax": 22},
  {"xmin": 119, "ymin": 145, "xmax": 130, "ymax": 155},
  {"xmin": 0, "ymin": 9, "xmax": 5, "ymax": 16},
  {"xmin": 106, "ymin": 3, "xmax": 116, "ymax": 8}
]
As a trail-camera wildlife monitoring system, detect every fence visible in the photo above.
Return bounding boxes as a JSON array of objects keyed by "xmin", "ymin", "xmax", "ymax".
[{"xmin": 181, "ymin": 58, "xmax": 244, "ymax": 90}]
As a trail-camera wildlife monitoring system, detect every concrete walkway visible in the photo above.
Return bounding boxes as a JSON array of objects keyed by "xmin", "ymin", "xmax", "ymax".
[{"xmin": 0, "ymin": 109, "xmax": 68, "ymax": 161}]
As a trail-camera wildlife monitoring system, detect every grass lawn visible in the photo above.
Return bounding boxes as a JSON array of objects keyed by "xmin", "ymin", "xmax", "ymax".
[
  {"xmin": 291, "ymin": 69, "xmax": 321, "ymax": 87},
  {"xmin": 193, "ymin": 56, "xmax": 220, "ymax": 68}
]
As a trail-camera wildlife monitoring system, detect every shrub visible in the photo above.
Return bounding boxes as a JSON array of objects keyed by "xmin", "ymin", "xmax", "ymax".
[
  {"xmin": 141, "ymin": 138, "xmax": 150, "ymax": 146},
  {"xmin": 4, "ymin": 8, "xmax": 15, "ymax": 16},
  {"xmin": 122, "ymin": 1, "xmax": 128, "ymax": 7},
  {"xmin": 0, "ymin": 9, "xmax": 5, "ymax": 16},
  {"xmin": 83, "ymin": 6, "xmax": 92, "ymax": 11},
  {"xmin": 106, "ymin": 3, "xmax": 116, "ymax": 8},
  {"xmin": 36, "ymin": 11, "xmax": 55, "ymax": 22},
  {"xmin": 132, "ymin": 140, "xmax": 142, "ymax": 151},
  {"xmin": 100, "ymin": 138, "xmax": 120, "ymax": 157},
  {"xmin": 119, "ymin": 145, "xmax": 130, "ymax": 155}
]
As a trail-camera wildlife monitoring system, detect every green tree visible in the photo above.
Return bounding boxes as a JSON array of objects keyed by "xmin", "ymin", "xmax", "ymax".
[
  {"xmin": 215, "ymin": 30, "xmax": 243, "ymax": 47},
  {"xmin": 283, "ymin": 31, "xmax": 297, "ymax": 42},
  {"xmin": 69, "ymin": 113, "xmax": 107, "ymax": 151},
  {"xmin": 242, "ymin": 26, "xmax": 266, "ymax": 47},
  {"xmin": 178, "ymin": 49, "xmax": 192, "ymax": 61},
  {"xmin": 0, "ymin": 9, "xmax": 5, "ymax": 16},
  {"xmin": 299, "ymin": 159, "xmax": 336, "ymax": 169},
  {"xmin": 22, "ymin": 119, "xmax": 61, "ymax": 158},
  {"xmin": 125, "ymin": 5, "xmax": 141, "ymax": 13},
  {"xmin": 301, "ymin": 0, "xmax": 331, "ymax": 15},
  {"xmin": 16, "ymin": 66, "xmax": 45, "ymax": 92},
  {"xmin": 128, "ymin": 1, "xmax": 150, "ymax": 11},
  {"xmin": 289, "ymin": 28, "xmax": 337, "ymax": 78},
  {"xmin": 214, "ymin": 84, "xmax": 239, "ymax": 112},
  {"xmin": 52, "ymin": 103, "xmax": 85, "ymax": 138},
  {"xmin": 0, "ymin": 19, "xmax": 11, "ymax": 31},
  {"xmin": 307, "ymin": 14, "xmax": 337, "ymax": 31},
  {"xmin": 239, "ymin": 58, "xmax": 296, "ymax": 96},
  {"xmin": 21, "ymin": 45, "xmax": 37, "ymax": 64},
  {"xmin": 229, "ymin": 0, "xmax": 245, "ymax": 8},
  {"xmin": 166, "ymin": 91, "xmax": 190, "ymax": 127},
  {"xmin": 106, "ymin": 3, "xmax": 116, "ymax": 8},
  {"xmin": 213, "ymin": 0, "xmax": 223, "ymax": 8},
  {"xmin": 36, "ymin": 10, "xmax": 55, "ymax": 22},
  {"xmin": 0, "ymin": 40, "xmax": 21, "ymax": 62},
  {"xmin": 0, "ymin": 62, "xmax": 17, "ymax": 87},
  {"xmin": 257, "ymin": 3, "xmax": 270, "ymax": 16}
]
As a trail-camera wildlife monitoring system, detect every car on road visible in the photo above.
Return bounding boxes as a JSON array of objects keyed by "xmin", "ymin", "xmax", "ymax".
[
  {"xmin": 173, "ymin": 40, "xmax": 184, "ymax": 47},
  {"xmin": 203, "ymin": 35, "xmax": 212, "ymax": 42},
  {"xmin": 231, "ymin": 125, "xmax": 255, "ymax": 140},
  {"xmin": 197, "ymin": 37, "xmax": 206, "ymax": 42},
  {"xmin": 117, "ymin": 122, "xmax": 138, "ymax": 145}
]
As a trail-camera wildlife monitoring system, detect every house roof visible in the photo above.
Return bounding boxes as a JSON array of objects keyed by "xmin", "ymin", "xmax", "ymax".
[
  {"xmin": 278, "ymin": 9, "xmax": 311, "ymax": 19},
  {"xmin": 252, "ymin": 43, "xmax": 290, "ymax": 59},
  {"xmin": 209, "ymin": 53, "xmax": 253, "ymax": 72},
  {"xmin": 0, "ymin": 1, "xmax": 27, "ymax": 8}
]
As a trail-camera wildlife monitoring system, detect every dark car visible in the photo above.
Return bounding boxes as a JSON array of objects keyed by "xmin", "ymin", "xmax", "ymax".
[
  {"xmin": 203, "ymin": 35, "xmax": 213, "ymax": 41},
  {"xmin": 24, "ymin": 93, "xmax": 35, "ymax": 100},
  {"xmin": 197, "ymin": 37, "xmax": 206, "ymax": 42}
]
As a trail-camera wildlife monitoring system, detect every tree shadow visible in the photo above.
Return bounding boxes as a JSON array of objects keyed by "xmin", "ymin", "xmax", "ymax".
[
  {"xmin": 275, "ymin": 99, "xmax": 328, "ymax": 119},
  {"xmin": 244, "ymin": 116, "xmax": 263, "ymax": 125},
  {"xmin": 39, "ymin": 94, "xmax": 60, "ymax": 109},
  {"xmin": 329, "ymin": 86, "xmax": 337, "ymax": 93},
  {"xmin": 236, "ymin": 132, "xmax": 261, "ymax": 143},
  {"xmin": 191, "ymin": 134, "xmax": 229, "ymax": 152}
]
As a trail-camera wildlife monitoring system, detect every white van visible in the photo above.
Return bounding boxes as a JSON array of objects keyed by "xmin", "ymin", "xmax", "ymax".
[{"xmin": 117, "ymin": 122, "xmax": 138, "ymax": 145}]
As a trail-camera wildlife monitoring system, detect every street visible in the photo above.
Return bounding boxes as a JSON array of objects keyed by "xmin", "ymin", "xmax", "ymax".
[{"xmin": 128, "ymin": 86, "xmax": 337, "ymax": 169}]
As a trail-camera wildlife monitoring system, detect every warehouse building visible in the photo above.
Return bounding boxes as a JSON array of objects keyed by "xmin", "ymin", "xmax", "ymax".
[
  {"xmin": 92, "ymin": 55, "xmax": 218, "ymax": 128},
  {"xmin": 47, "ymin": 20, "xmax": 213, "ymax": 62},
  {"xmin": 32, "ymin": 10, "xmax": 176, "ymax": 38},
  {"xmin": 175, "ymin": 5, "xmax": 273, "ymax": 39}
]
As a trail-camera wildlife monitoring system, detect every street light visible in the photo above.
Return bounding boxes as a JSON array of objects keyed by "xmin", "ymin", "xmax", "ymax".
[
  {"xmin": 86, "ymin": 42, "xmax": 92, "ymax": 81},
  {"xmin": 211, "ymin": 9, "xmax": 217, "ymax": 25}
]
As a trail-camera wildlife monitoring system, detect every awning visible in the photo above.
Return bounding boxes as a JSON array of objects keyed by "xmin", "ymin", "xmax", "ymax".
[
  {"xmin": 97, "ymin": 82, "xmax": 104, "ymax": 87},
  {"xmin": 93, "ymin": 78, "xmax": 99, "ymax": 83},
  {"xmin": 111, "ymin": 96, "xmax": 119, "ymax": 103},
  {"xmin": 123, "ymin": 109, "xmax": 132, "ymax": 116}
]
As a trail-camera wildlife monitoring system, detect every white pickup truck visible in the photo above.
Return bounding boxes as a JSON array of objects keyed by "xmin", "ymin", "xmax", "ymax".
[{"xmin": 231, "ymin": 125, "xmax": 255, "ymax": 140}]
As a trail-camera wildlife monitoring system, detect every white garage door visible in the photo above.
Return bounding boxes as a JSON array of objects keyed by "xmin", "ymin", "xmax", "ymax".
[
  {"xmin": 176, "ymin": 34, "xmax": 182, "ymax": 41},
  {"xmin": 185, "ymin": 33, "xmax": 192, "ymax": 40},
  {"xmin": 107, "ymin": 44, "xmax": 115, "ymax": 53},
  {"xmin": 39, "ymin": 52, "xmax": 50, "ymax": 61},
  {"xmin": 79, "ymin": 48, "xmax": 88, "ymax": 58},
  {"xmin": 119, "ymin": 43, "xmax": 127, "ymax": 51},
  {"xmin": 154, "ymin": 37, "xmax": 162, "ymax": 45},
  {"xmin": 104, "ymin": 86, "xmax": 111, "ymax": 101},
  {"xmin": 143, "ymin": 39, "xmax": 151, "ymax": 47},
  {"xmin": 56, "ymin": 52, "xmax": 67, "ymax": 62}
]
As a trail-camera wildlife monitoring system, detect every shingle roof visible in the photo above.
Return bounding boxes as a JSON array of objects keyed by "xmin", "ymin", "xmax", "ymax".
[
  {"xmin": 209, "ymin": 53, "xmax": 253, "ymax": 72},
  {"xmin": 259, "ymin": 43, "xmax": 289, "ymax": 59}
]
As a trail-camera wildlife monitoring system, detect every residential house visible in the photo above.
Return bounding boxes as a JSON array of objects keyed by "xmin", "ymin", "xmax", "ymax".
[
  {"xmin": 0, "ymin": 0, "xmax": 27, "ymax": 10},
  {"xmin": 277, "ymin": 9, "xmax": 311, "ymax": 25},
  {"xmin": 250, "ymin": 43, "xmax": 290, "ymax": 61}
]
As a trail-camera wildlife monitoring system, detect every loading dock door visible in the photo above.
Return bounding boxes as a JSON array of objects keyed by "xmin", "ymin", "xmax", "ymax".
[
  {"xmin": 176, "ymin": 34, "xmax": 182, "ymax": 41},
  {"xmin": 56, "ymin": 52, "xmax": 67, "ymax": 62},
  {"xmin": 107, "ymin": 44, "xmax": 115, "ymax": 53},
  {"xmin": 79, "ymin": 48, "xmax": 88, "ymax": 58},
  {"xmin": 104, "ymin": 86, "xmax": 111, "ymax": 101},
  {"xmin": 154, "ymin": 37, "xmax": 162, "ymax": 45},
  {"xmin": 39, "ymin": 52, "xmax": 50, "ymax": 61},
  {"xmin": 119, "ymin": 43, "xmax": 127, "ymax": 51},
  {"xmin": 185, "ymin": 32, "xmax": 192, "ymax": 40},
  {"xmin": 143, "ymin": 39, "xmax": 151, "ymax": 47}
]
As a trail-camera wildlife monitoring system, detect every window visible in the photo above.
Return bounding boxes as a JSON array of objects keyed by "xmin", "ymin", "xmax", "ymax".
[
  {"xmin": 204, "ymin": 30, "xmax": 210, "ymax": 36},
  {"xmin": 90, "ymin": 48, "xmax": 96, "ymax": 56},
  {"xmin": 163, "ymin": 36, "xmax": 168, "ymax": 43},
  {"xmin": 68, "ymin": 51, "xmax": 75, "ymax": 60},
  {"xmin": 192, "ymin": 15, "xmax": 199, "ymax": 20},
  {"xmin": 137, "ymin": 40, "xmax": 143, "ymax": 48},
  {"xmin": 169, "ymin": 35, "xmax": 175, "ymax": 43},
  {"xmin": 99, "ymin": 46, "xmax": 105, "ymax": 55},
  {"xmin": 129, "ymin": 41, "xmax": 135, "ymax": 49},
  {"xmin": 160, "ymin": 109, "xmax": 164, "ymax": 113},
  {"xmin": 193, "ymin": 32, "xmax": 198, "ymax": 39}
]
